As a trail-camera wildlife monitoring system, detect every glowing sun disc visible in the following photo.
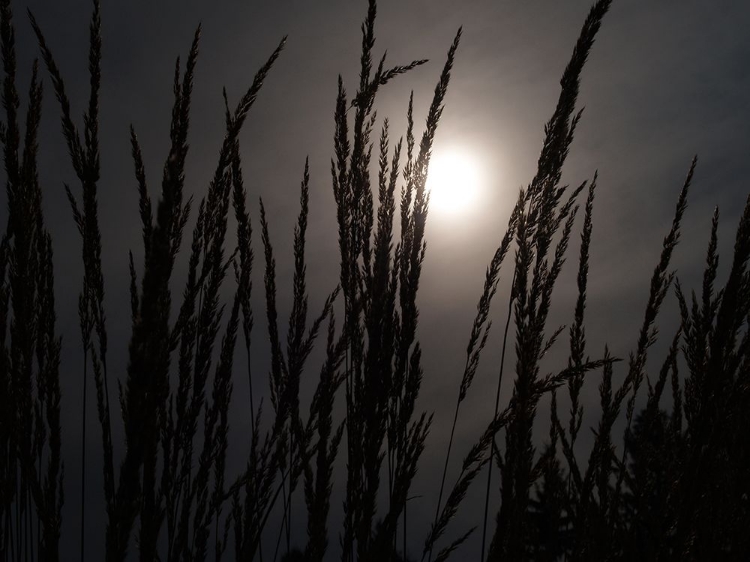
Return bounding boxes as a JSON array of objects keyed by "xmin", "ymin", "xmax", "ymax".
[{"xmin": 425, "ymin": 150, "xmax": 481, "ymax": 216}]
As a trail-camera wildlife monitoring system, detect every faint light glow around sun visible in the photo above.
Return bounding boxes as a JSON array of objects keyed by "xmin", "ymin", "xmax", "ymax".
[{"xmin": 425, "ymin": 149, "xmax": 482, "ymax": 216}]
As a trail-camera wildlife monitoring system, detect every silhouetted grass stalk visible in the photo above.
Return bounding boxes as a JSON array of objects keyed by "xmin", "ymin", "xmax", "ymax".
[{"xmin": 2, "ymin": 0, "xmax": 750, "ymax": 560}]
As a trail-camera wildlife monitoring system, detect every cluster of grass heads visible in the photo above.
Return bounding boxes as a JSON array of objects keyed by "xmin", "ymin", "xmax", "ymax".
[{"xmin": 0, "ymin": 0, "xmax": 748, "ymax": 560}]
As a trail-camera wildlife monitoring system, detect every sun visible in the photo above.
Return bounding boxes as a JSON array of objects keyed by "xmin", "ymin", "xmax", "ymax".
[{"xmin": 425, "ymin": 149, "xmax": 482, "ymax": 216}]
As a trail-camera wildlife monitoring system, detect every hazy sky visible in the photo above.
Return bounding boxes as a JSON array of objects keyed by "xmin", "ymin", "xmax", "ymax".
[{"xmin": 9, "ymin": 0, "xmax": 750, "ymax": 558}]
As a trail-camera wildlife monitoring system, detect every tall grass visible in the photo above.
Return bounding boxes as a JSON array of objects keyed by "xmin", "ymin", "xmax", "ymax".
[{"xmin": 0, "ymin": 0, "xmax": 748, "ymax": 560}]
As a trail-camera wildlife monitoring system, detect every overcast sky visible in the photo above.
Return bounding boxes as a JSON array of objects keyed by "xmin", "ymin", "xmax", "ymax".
[{"xmin": 8, "ymin": 0, "xmax": 750, "ymax": 558}]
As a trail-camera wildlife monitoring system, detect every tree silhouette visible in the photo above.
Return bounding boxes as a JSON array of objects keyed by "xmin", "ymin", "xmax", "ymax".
[
  {"xmin": 621, "ymin": 408, "xmax": 673, "ymax": 559},
  {"xmin": 526, "ymin": 443, "xmax": 572, "ymax": 561}
]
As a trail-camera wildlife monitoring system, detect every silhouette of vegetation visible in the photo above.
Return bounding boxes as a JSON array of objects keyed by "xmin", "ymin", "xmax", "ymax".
[{"xmin": 0, "ymin": 0, "xmax": 748, "ymax": 560}]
